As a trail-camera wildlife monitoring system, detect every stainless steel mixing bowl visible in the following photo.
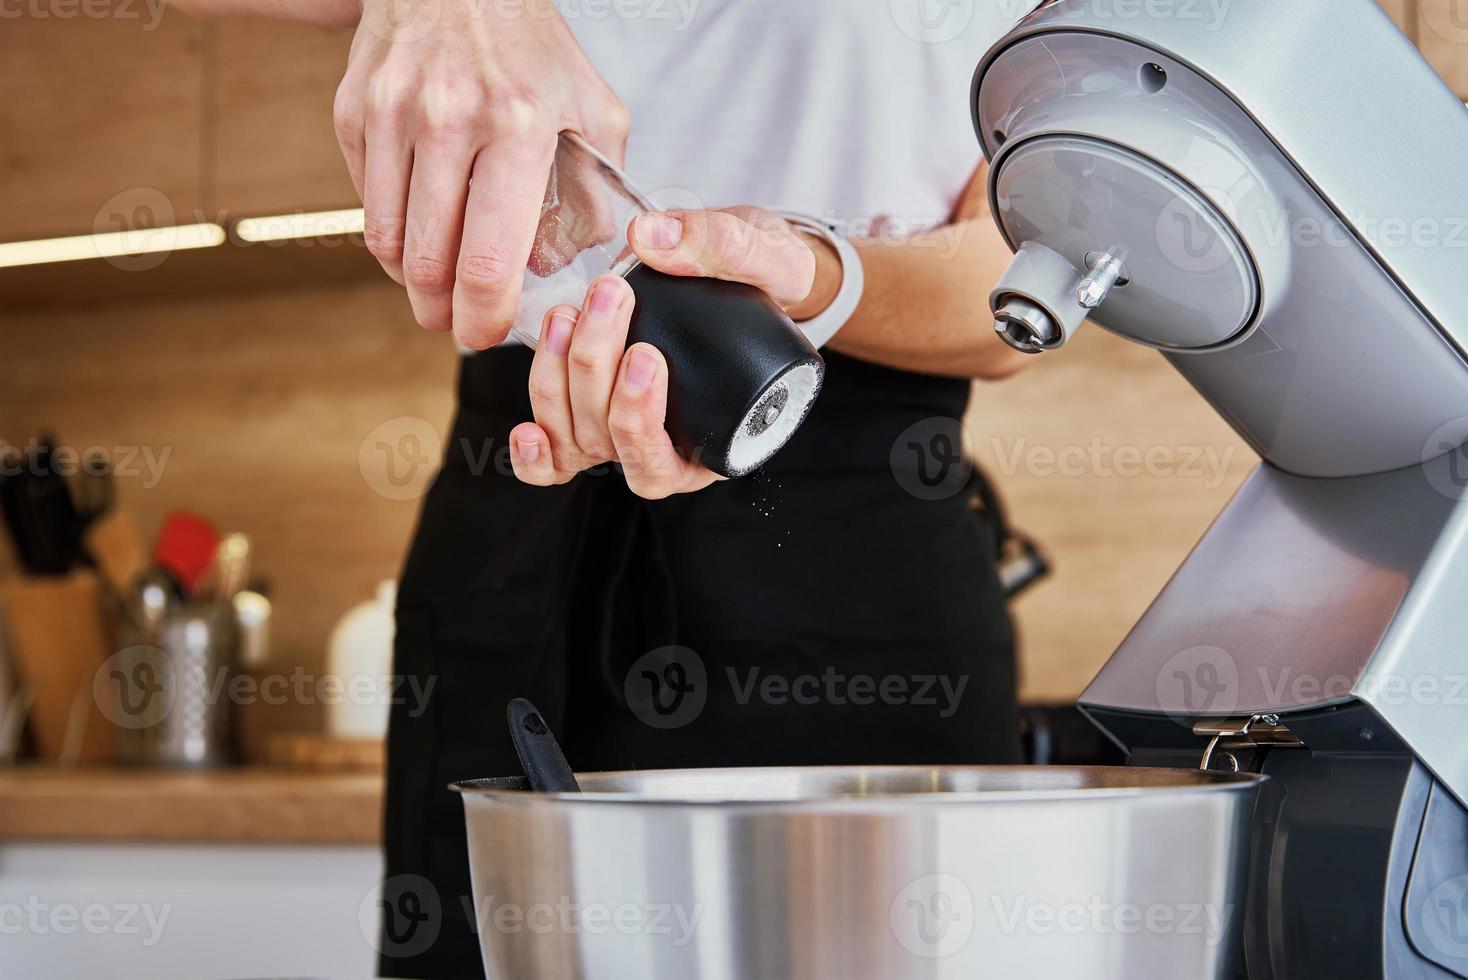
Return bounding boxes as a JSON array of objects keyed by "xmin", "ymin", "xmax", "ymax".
[{"xmin": 453, "ymin": 765, "xmax": 1263, "ymax": 980}]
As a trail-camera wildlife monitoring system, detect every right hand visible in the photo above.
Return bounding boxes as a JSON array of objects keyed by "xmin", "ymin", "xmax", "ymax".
[
  {"xmin": 508, "ymin": 209, "xmax": 826, "ymax": 499},
  {"xmin": 333, "ymin": 0, "xmax": 630, "ymax": 349}
]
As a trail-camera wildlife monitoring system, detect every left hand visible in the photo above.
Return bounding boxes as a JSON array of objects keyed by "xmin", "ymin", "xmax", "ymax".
[{"xmin": 508, "ymin": 206, "xmax": 841, "ymax": 499}]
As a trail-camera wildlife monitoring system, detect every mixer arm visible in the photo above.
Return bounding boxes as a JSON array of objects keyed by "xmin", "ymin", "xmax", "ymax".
[{"xmin": 971, "ymin": 0, "xmax": 1468, "ymax": 479}]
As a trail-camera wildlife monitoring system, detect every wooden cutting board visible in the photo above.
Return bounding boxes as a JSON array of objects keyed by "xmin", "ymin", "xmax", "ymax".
[{"xmin": 263, "ymin": 731, "xmax": 384, "ymax": 773}]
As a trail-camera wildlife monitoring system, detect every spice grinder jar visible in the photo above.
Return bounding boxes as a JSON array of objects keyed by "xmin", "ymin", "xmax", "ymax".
[{"xmin": 511, "ymin": 133, "xmax": 824, "ymax": 478}]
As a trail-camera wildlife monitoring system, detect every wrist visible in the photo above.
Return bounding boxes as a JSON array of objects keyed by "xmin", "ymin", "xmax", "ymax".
[{"xmin": 786, "ymin": 231, "xmax": 842, "ymax": 321}]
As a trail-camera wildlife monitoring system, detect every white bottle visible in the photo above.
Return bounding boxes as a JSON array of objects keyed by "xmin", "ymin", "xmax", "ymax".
[{"xmin": 326, "ymin": 580, "xmax": 396, "ymax": 740}]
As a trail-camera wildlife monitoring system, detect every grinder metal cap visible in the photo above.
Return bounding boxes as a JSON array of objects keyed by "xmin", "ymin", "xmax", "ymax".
[{"xmin": 725, "ymin": 362, "xmax": 823, "ymax": 477}]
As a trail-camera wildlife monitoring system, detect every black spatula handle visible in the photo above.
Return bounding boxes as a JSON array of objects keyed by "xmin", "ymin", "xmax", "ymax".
[{"xmin": 507, "ymin": 699, "xmax": 581, "ymax": 793}]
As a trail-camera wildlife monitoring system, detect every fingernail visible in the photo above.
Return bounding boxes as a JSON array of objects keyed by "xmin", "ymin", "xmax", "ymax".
[
  {"xmin": 636, "ymin": 213, "xmax": 683, "ymax": 250},
  {"xmin": 589, "ymin": 277, "xmax": 625, "ymax": 317},
  {"xmin": 517, "ymin": 435, "xmax": 541, "ymax": 463},
  {"xmin": 545, "ymin": 312, "xmax": 574, "ymax": 356},
  {"xmin": 625, "ymin": 346, "xmax": 657, "ymax": 392}
]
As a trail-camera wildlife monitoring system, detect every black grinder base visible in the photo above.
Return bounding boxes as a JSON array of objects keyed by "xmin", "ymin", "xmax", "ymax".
[{"xmin": 624, "ymin": 266, "xmax": 825, "ymax": 478}]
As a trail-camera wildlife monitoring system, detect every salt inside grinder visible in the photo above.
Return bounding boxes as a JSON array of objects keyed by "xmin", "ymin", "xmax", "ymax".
[{"xmin": 509, "ymin": 133, "xmax": 824, "ymax": 479}]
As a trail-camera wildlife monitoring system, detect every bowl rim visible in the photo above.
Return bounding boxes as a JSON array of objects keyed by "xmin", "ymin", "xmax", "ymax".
[{"xmin": 449, "ymin": 764, "xmax": 1266, "ymax": 808}]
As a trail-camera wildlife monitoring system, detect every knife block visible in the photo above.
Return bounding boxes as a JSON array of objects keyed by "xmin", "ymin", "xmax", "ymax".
[{"xmin": 0, "ymin": 570, "xmax": 114, "ymax": 763}]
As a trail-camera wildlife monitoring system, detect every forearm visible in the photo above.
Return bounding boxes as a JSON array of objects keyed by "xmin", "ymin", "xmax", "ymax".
[
  {"xmin": 168, "ymin": 0, "xmax": 361, "ymax": 27},
  {"xmin": 821, "ymin": 219, "xmax": 1032, "ymax": 381}
]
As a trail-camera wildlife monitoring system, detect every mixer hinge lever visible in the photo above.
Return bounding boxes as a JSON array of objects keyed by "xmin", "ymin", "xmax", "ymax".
[{"xmin": 1195, "ymin": 714, "xmax": 1306, "ymax": 772}]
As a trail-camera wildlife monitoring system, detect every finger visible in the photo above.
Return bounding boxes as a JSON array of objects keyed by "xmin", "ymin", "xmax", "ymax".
[
  {"xmin": 574, "ymin": 86, "xmax": 631, "ymax": 167},
  {"xmin": 452, "ymin": 129, "xmax": 559, "ymax": 351},
  {"xmin": 332, "ymin": 75, "xmax": 366, "ymax": 202},
  {"xmin": 566, "ymin": 274, "xmax": 635, "ymax": 462},
  {"xmin": 508, "ymin": 422, "xmax": 558, "ymax": 487},
  {"xmin": 402, "ymin": 140, "xmax": 474, "ymax": 333},
  {"xmin": 628, "ymin": 208, "xmax": 815, "ymax": 308},
  {"xmin": 527, "ymin": 305, "xmax": 593, "ymax": 479},
  {"xmin": 608, "ymin": 344, "xmax": 719, "ymax": 500},
  {"xmin": 360, "ymin": 97, "xmax": 413, "ymax": 287}
]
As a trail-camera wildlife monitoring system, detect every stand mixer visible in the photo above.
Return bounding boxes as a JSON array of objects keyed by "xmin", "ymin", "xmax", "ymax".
[{"xmin": 976, "ymin": 1, "xmax": 1468, "ymax": 975}]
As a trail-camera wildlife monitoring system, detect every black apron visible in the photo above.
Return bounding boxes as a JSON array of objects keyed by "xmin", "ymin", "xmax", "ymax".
[{"xmin": 379, "ymin": 345, "xmax": 1021, "ymax": 979}]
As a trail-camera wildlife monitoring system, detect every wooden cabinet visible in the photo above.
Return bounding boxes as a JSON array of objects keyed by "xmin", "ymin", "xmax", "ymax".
[
  {"xmin": 0, "ymin": 9, "xmax": 206, "ymax": 242},
  {"xmin": 0, "ymin": 12, "xmax": 355, "ymax": 246},
  {"xmin": 210, "ymin": 20, "xmax": 359, "ymax": 217}
]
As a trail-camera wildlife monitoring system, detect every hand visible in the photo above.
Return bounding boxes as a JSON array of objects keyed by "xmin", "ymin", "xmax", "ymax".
[
  {"xmin": 509, "ymin": 207, "xmax": 841, "ymax": 499},
  {"xmin": 627, "ymin": 206, "xmax": 841, "ymax": 321},
  {"xmin": 333, "ymin": 0, "xmax": 629, "ymax": 349}
]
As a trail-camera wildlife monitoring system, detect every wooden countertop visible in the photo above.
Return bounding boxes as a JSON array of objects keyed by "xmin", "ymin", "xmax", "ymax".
[{"xmin": 0, "ymin": 767, "xmax": 383, "ymax": 845}]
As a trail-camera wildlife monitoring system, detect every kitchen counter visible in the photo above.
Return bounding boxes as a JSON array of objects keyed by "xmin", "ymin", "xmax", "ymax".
[{"xmin": 0, "ymin": 767, "xmax": 382, "ymax": 844}]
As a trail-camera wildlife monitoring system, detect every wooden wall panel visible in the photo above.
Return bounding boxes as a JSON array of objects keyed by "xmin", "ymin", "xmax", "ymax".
[
  {"xmin": 1379, "ymin": 0, "xmax": 1418, "ymax": 39},
  {"xmin": 1417, "ymin": 0, "xmax": 1468, "ymax": 93},
  {"xmin": 210, "ymin": 20, "xmax": 359, "ymax": 216},
  {"xmin": 966, "ymin": 329, "xmax": 1257, "ymax": 702},
  {"xmin": 0, "ymin": 283, "xmax": 458, "ymax": 686},
  {"xmin": 0, "ymin": 6, "xmax": 206, "ymax": 242}
]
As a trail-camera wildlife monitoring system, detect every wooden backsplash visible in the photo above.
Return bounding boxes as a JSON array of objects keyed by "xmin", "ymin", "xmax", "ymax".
[
  {"xmin": 11, "ymin": 0, "xmax": 1457, "ymax": 710},
  {"xmin": 1, "ymin": 282, "xmax": 458, "ymax": 686},
  {"xmin": 0, "ymin": 281, "xmax": 1254, "ymax": 705},
  {"xmin": 969, "ymin": 329, "xmax": 1255, "ymax": 700}
]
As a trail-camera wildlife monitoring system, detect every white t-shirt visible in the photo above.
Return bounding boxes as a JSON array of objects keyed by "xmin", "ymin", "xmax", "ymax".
[
  {"xmin": 483, "ymin": 0, "xmax": 1035, "ymax": 351},
  {"xmin": 560, "ymin": 0, "xmax": 1035, "ymax": 233}
]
